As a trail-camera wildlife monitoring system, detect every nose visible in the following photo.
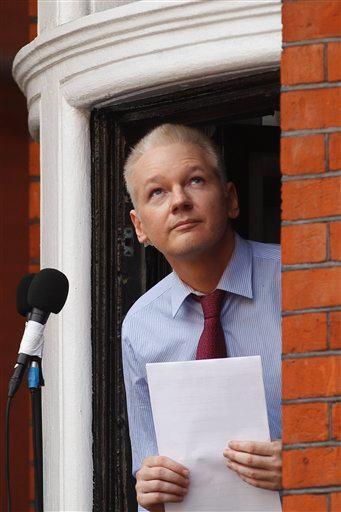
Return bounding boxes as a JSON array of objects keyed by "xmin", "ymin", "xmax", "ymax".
[{"xmin": 170, "ymin": 185, "xmax": 192, "ymax": 213}]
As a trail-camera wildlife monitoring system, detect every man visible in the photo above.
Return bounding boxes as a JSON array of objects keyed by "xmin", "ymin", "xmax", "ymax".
[{"xmin": 121, "ymin": 123, "xmax": 282, "ymax": 512}]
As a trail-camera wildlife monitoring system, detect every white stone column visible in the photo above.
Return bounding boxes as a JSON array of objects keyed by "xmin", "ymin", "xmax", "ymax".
[{"xmin": 38, "ymin": 82, "xmax": 93, "ymax": 511}]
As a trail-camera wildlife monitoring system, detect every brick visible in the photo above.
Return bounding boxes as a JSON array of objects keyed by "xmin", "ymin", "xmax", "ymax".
[
  {"xmin": 28, "ymin": 0, "xmax": 37, "ymax": 17},
  {"xmin": 29, "ymin": 140, "xmax": 39, "ymax": 176},
  {"xmin": 330, "ymin": 222, "xmax": 341, "ymax": 261},
  {"xmin": 28, "ymin": 263, "xmax": 40, "ymax": 274},
  {"xmin": 329, "ymin": 133, "xmax": 341, "ymax": 171},
  {"xmin": 330, "ymin": 311, "xmax": 341, "ymax": 349},
  {"xmin": 332, "ymin": 403, "xmax": 341, "ymax": 441},
  {"xmin": 282, "ymin": 313, "xmax": 327, "ymax": 353},
  {"xmin": 281, "ymin": 134, "xmax": 325, "ymax": 175},
  {"xmin": 283, "ymin": 494, "xmax": 327, "ymax": 512},
  {"xmin": 29, "ymin": 22, "xmax": 37, "ymax": 42},
  {"xmin": 282, "ymin": 45, "xmax": 324, "ymax": 85},
  {"xmin": 29, "ymin": 223, "xmax": 40, "ymax": 261},
  {"xmin": 328, "ymin": 42, "xmax": 341, "ymax": 82},
  {"xmin": 283, "ymin": 356, "xmax": 341, "ymax": 399},
  {"xmin": 282, "ymin": 223, "xmax": 326, "ymax": 264},
  {"xmin": 283, "ymin": 446, "xmax": 341, "ymax": 488},
  {"xmin": 331, "ymin": 492, "xmax": 341, "ymax": 512},
  {"xmin": 282, "ymin": 177, "xmax": 341, "ymax": 221},
  {"xmin": 282, "ymin": 267, "xmax": 341, "ymax": 311},
  {"xmin": 29, "ymin": 181, "xmax": 40, "ymax": 220},
  {"xmin": 281, "ymin": 88, "xmax": 341, "ymax": 131},
  {"xmin": 283, "ymin": 403, "xmax": 328, "ymax": 443},
  {"xmin": 282, "ymin": 0, "xmax": 341, "ymax": 42}
]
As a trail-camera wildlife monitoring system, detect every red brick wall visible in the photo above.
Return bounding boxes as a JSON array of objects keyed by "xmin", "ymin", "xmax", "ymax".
[
  {"xmin": 29, "ymin": 139, "xmax": 40, "ymax": 275},
  {"xmin": 0, "ymin": 1, "xmax": 38, "ymax": 511},
  {"xmin": 28, "ymin": 5, "xmax": 40, "ymax": 511},
  {"xmin": 281, "ymin": 1, "xmax": 341, "ymax": 510},
  {"xmin": 0, "ymin": 1, "xmax": 31, "ymax": 510}
]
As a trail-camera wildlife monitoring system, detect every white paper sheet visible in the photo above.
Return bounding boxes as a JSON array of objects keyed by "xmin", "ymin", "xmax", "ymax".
[{"xmin": 146, "ymin": 356, "xmax": 281, "ymax": 512}]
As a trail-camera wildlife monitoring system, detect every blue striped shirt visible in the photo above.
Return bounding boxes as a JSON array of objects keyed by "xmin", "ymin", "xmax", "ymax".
[{"xmin": 122, "ymin": 232, "xmax": 281, "ymax": 506}]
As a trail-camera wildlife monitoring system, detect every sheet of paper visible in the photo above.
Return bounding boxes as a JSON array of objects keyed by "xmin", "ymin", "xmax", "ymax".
[{"xmin": 146, "ymin": 356, "xmax": 281, "ymax": 512}]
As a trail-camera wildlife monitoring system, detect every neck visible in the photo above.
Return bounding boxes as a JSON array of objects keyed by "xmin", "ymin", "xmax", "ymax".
[{"xmin": 169, "ymin": 229, "xmax": 236, "ymax": 294}]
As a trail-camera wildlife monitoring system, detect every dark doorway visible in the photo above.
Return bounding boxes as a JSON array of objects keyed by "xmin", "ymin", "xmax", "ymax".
[{"xmin": 91, "ymin": 70, "xmax": 280, "ymax": 512}]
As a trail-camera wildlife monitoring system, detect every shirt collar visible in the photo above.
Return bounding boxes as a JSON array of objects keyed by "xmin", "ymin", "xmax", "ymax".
[{"xmin": 170, "ymin": 232, "xmax": 253, "ymax": 318}]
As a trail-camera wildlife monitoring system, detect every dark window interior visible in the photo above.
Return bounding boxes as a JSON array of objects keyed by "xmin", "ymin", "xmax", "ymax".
[{"xmin": 91, "ymin": 70, "xmax": 280, "ymax": 512}]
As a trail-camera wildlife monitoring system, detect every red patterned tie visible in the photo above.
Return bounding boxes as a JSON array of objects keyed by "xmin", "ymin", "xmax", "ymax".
[{"xmin": 194, "ymin": 289, "xmax": 227, "ymax": 359}]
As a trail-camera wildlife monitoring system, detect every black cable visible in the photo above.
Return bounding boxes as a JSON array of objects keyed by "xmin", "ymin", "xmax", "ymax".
[{"xmin": 5, "ymin": 396, "xmax": 12, "ymax": 512}]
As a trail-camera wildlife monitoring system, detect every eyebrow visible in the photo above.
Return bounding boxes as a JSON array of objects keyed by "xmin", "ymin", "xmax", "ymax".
[
  {"xmin": 143, "ymin": 166, "xmax": 204, "ymax": 188},
  {"xmin": 143, "ymin": 174, "xmax": 167, "ymax": 187}
]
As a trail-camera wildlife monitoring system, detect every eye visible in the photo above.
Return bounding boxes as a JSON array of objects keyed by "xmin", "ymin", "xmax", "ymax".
[
  {"xmin": 150, "ymin": 187, "xmax": 163, "ymax": 198},
  {"xmin": 190, "ymin": 176, "xmax": 204, "ymax": 184}
]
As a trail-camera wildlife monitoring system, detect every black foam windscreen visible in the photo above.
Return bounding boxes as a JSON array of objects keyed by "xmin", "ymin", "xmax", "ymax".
[
  {"xmin": 27, "ymin": 268, "xmax": 69, "ymax": 314},
  {"xmin": 16, "ymin": 273, "xmax": 36, "ymax": 316}
]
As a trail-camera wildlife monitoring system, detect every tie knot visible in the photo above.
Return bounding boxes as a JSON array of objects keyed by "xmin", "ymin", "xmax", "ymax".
[{"xmin": 198, "ymin": 289, "xmax": 226, "ymax": 319}]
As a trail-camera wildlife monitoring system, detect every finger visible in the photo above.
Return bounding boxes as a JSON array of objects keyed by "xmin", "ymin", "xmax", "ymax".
[
  {"xmin": 143, "ymin": 466, "xmax": 190, "ymax": 488},
  {"xmin": 228, "ymin": 441, "xmax": 275, "ymax": 456},
  {"xmin": 146, "ymin": 456, "xmax": 189, "ymax": 477},
  {"xmin": 139, "ymin": 492, "xmax": 184, "ymax": 506},
  {"xmin": 139, "ymin": 479, "xmax": 188, "ymax": 497},
  {"xmin": 223, "ymin": 449, "xmax": 274, "ymax": 470},
  {"xmin": 239, "ymin": 474, "xmax": 281, "ymax": 491},
  {"xmin": 226, "ymin": 460, "xmax": 275, "ymax": 482}
]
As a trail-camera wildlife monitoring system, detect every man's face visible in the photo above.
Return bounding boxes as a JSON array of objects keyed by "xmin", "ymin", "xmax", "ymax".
[{"xmin": 129, "ymin": 142, "xmax": 239, "ymax": 262}]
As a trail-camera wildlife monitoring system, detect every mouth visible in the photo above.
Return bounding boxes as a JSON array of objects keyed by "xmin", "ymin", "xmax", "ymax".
[{"xmin": 172, "ymin": 220, "xmax": 201, "ymax": 230}]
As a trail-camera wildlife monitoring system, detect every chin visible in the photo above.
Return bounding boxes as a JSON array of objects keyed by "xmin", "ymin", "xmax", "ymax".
[{"xmin": 168, "ymin": 238, "xmax": 211, "ymax": 258}]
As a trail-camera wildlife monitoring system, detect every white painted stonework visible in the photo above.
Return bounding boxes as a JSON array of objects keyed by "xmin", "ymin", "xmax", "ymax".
[{"xmin": 12, "ymin": 1, "xmax": 281, "ymax": 510}]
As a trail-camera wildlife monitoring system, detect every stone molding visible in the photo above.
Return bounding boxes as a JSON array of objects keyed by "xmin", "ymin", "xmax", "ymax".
[{"xmin": 14, "ymin": 0, "xmax": 281, "ymax": 136}]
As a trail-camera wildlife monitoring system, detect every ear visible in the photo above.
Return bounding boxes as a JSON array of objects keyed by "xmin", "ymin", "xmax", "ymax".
[
  {"xmin": 224, "ymin": 182, "xmax": 239, "ymax": 220},
  {"xmin": 130, "ymin": 210, "xmax": 149, "ymax": 245}
]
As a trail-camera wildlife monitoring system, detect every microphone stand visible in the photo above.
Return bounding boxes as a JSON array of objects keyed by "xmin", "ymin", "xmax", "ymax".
[{"xmin": 28, "ymin": 358, "xmax": 44, "ymax": 512}]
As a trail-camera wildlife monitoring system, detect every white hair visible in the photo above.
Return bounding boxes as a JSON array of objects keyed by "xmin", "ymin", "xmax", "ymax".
[{"xmin": 123, "ymin": 123, "xmax": 227, "ymax": 208}]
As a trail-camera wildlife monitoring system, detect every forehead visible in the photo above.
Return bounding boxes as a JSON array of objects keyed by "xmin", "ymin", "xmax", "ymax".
[{"xmin": 132, "ymin": 142, "xmax": 211, "ymax": 182}]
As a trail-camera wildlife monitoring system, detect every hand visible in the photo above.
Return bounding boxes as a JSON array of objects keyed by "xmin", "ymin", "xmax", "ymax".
[
  {"xmin": 223, "ymin": 439, "xmax": 282, "ymax": 490},
  {"xmin": 135, "ymin": 455, "xmax": 190, "ymax": 512}
]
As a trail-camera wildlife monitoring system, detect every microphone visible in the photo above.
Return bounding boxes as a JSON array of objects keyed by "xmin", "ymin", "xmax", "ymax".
[
  {"xmin": 16, "ymin": 273, "xmax": 36, "ymax": 317},
  {"xmin": 8, "ymin": 268, "xmax": 69, "ymax": 398}
]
